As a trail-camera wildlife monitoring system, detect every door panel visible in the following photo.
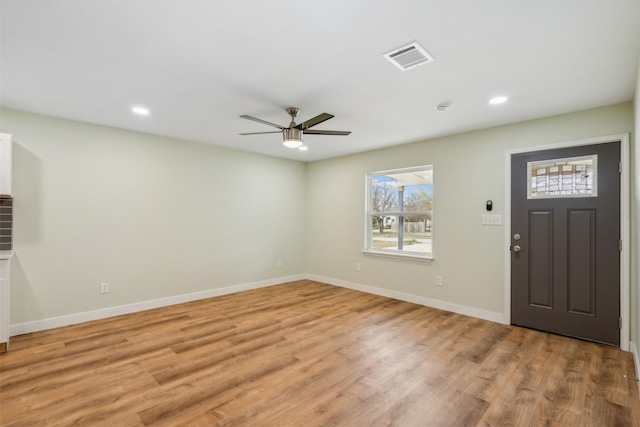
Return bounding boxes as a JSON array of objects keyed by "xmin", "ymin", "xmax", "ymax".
[
  {"xmin": 528, "ymin": 210, "xmax": 553, "ymax": 308},
  {"xmin": 511, "ymin": 142, "xmax": 620, "ymax": 346},
  {"xmin": 567, "ymin": 209, "xmax": 595, "ymax": 315}
]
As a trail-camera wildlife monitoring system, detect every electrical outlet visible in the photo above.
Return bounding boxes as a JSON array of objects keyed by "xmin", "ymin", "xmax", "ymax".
[
  {"xmin": 436, "ymin": 276, "xmax": 443, "ymax": 287},
  {"xmin": 356, "ymin": 263, "xmax": 362, "ymax": 272},
  {"xmin": 100, "ymin": 282, "xmax": 109, "ymax": 294},
  {"xmin": 277, "ymin": 260, "xmax": 283, "ymax": 268}
]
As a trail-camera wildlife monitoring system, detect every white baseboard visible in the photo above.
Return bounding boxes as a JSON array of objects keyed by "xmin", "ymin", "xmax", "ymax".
[
  {"xmin": 307, "ymin": 274, "xmax": 505, "ymax": 324},
  {"xmin": 9, "ymin": 274, "xmax": 505, "ymax": 337},
  {"xmin": 9, "ymin": 274, "xmax": 306, "ymax": 336},
  {"xmin": 630, "ymin": 341, "xmax": 640, "ymax": 394}
]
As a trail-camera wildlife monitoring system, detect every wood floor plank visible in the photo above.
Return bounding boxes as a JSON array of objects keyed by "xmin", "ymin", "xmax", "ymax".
[
  {"xmin": 477, "ymin": 330, "xmax": 556, "ymax": 426},
  {"xmin": 1, "ymin": 280, "xmax": 638, "ymax": 426}
]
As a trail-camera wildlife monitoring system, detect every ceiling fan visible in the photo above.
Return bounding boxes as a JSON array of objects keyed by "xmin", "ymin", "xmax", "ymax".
[{"xmin": 239, "ymin": 107, "xmax": 351, "ymax": 148}]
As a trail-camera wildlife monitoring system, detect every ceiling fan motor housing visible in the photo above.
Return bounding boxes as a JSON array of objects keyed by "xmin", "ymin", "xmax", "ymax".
[{"xmin": 283, "ymin": 127, "xmax": 303, "ymax": 148}]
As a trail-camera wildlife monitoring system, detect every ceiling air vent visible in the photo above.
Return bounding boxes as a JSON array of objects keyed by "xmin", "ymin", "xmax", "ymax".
[{"xmin": 384, "ymin": 42, "xmax": 433, "ymax": 71}]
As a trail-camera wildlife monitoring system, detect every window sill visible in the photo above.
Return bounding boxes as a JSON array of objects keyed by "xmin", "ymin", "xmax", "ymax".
[{"xmin": 362, "ymin": 249, "xmax": 433, "ymax": 263}]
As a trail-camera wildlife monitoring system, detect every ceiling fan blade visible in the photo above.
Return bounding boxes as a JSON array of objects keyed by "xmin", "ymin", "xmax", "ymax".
[
  {"xmin": 295, "ymin": 113, "xmax": 334, "ymax": 130},
  {"xmin": 303, "ymin": 130, "xmax": 351, "ymax": 136},
  {"xmin": 240, "ymin": 115, "xmax": 284, "ymax": 130},
  {"xmin": 239, "ymin": 131, "xmax": 282, "ymax": 135}
]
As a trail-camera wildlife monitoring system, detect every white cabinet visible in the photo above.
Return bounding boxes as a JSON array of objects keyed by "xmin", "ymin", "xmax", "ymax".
[
  {"xmin": 0, "ymin": 258, "xmax": 9, "ymax": 352},
  {"xmin": 0, "ymin": 133, "xmax": 13, "ymax": 196}
]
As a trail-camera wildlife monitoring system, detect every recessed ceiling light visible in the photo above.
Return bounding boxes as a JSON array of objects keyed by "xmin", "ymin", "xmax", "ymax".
[
  {"xmin": 132, "ymin": 106, "xmax": 150, "ymax": 115},
  {"xmin": 298, "ymin": 146, "xmax": 308, "ymax": 151},
  {"xmin": 489, "ymin": 96, "xmax": 508, "ymax": 105}
]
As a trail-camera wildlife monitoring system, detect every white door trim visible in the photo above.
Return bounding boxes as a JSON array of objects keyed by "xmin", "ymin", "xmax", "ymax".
[{"xmin": 504, "ymin": 133, "xmax": 630, "ymax": 351}]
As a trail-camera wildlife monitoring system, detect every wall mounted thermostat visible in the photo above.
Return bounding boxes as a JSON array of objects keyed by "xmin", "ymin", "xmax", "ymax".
[{"xmin": 486, "ymin": 200, "xmax": 493, "ymax": 211}]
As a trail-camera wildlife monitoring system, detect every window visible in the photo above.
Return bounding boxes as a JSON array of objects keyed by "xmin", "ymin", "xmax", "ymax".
[
  {"xmin": 365, "ymin": 165, "xmax": 433, "ymax": 260},
  {"xmin": 527, "ymin": 155, "xmax": 597, "ymax": 199}
]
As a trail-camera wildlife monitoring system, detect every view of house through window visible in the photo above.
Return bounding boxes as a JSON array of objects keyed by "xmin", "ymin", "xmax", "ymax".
[{"xmin": 366, "ymin": 165, "xmax": 433, "ymax": 259}]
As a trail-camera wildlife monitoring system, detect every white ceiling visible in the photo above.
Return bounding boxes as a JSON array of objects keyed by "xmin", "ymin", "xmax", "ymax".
[{"xmin": 1, "ymin": 1, "xmax": 639, "ymax": 162}]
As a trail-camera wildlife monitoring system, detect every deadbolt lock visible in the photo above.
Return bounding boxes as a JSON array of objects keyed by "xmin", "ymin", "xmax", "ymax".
[{"xmin": 513, "ymin": 233, "xmax": 521, "ymax": 241}]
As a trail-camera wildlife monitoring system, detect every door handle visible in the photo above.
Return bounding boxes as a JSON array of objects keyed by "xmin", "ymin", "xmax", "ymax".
[{"xmin": 513, "ymin": 245, "xmax": 521, "ymax": 252}]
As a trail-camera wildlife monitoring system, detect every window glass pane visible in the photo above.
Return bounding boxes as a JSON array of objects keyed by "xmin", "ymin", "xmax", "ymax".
[
  {"xmin": 367, "ymin": 166, "xmax": 433, "ymax": 258},
  {"xmin": 527, "ymin": 155, "xmax": 597, "ymax": 199},
  {"xmin": 371, "ymin": 177, "xmax": 399, "ymax": 213},
  {"xmin": 371, "ymin": 169, "xmax": 433, "ymax": 213},
  {"xmin": 370, "ymin": 215, "xmax": 432, "ymax": 254}
]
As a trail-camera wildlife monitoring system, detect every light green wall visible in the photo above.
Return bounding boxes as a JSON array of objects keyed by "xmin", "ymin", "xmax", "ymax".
[
  {"xmin": 1, "ymin": 109, "xmax": 307, "ymax": 324},
  {"xmin": 1, "ymin": 102, "xmax": 636, "ymax": 332},
  {"xmin": 306, "ymin": 103, "xmax": 633, "ymax": 316}
]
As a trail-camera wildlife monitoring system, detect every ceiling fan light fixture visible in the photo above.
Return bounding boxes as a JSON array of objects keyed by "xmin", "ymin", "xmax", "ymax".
[
  {"xmin": 283, "ymin": 139, "xmax": 302, "ymax": 148},
  {"xmin": 282, "ymin": 128, "xmax": 303, "ymax": 148}
]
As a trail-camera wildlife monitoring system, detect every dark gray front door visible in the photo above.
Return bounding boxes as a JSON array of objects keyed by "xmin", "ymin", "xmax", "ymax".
[{"xmin": 511, "ymin": 142, "xmax": 620, "ymax": 346}]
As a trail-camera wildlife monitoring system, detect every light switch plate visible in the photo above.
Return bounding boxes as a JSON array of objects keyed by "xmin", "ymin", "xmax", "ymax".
[{"xmin": 482, "ymin": 214, "xmax": 502, "ymax": 226}]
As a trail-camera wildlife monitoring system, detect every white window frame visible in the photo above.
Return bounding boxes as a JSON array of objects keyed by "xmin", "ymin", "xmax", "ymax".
[{"xmin": 364, "ymin": 165, "xmax": 433, "ymax": 262}]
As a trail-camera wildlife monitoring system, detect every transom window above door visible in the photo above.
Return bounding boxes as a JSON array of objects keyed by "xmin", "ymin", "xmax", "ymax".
[{"xmin": 527, "ymin": 155, "xmax": 597, "ymax": 199}]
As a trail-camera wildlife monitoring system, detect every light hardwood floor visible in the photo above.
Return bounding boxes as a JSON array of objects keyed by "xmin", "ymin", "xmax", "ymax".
[{"xmin": 1, "ymin": 280, "xmax": 638, "ymax": 426}]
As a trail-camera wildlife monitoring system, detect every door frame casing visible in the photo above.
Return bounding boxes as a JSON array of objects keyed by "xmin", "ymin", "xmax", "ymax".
[{"xmin": 504, "ymin": 133, "xmax": 630, "ymax": 351}]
